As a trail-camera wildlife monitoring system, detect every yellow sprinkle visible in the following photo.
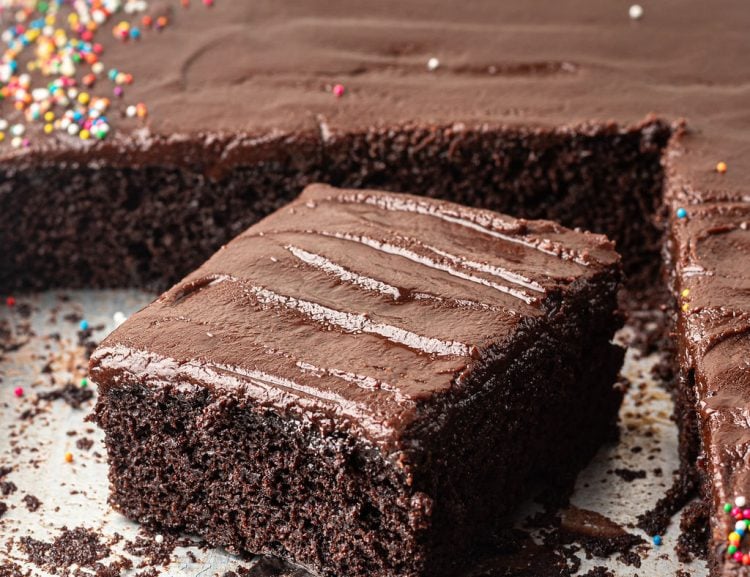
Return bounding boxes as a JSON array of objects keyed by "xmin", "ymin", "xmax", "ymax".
[
  {"xmin": 67, "ymin": 13, "xmax": 78, "ymax": 25},
  {"xmin": 44, "ymin": 111, "xmax": 55, "ymax": 122},
  {"xmin": 0, "ymin": 132, "xmax": 5, "ymax": 142},
  {"xmin": 681, "ymin": 302, "xmax": 690, "ymax": 312},
  {"xmin": 44, "ymin": 123, "xmax": 54, "ymax": 134},
  {"xmin": 64, "ymin": 452, "xmax": 74, "ymax": 463},
  {"xmin": 79, "ymin": 129, "xmax": 90, "ymax": 140},
  {"xmin": 681, "ymin": 288, "xmax": 690, "ymax": 299},
  {"xmin": 45, "ymin": 15, "xmax": 55, "ymax": 26},
  {"xmin": 716, "ymin": 161, "xmax": 728, "ymax": 174},
  {"xmin": 77, "ymin": 92, "xmax": 90, "ymax": 105}
]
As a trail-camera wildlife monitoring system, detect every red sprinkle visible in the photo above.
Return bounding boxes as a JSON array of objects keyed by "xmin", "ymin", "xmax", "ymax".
[
  {"xmin": 13, "ymin": 387, "xmax": 23, "ymax": 397},
  {"xmin": 333, "ymin": 84, "xmax": 345, "ymax": 98},
  {"xmin": 5, "ymin": 296, "xmax": 15, "ymax": 307}
]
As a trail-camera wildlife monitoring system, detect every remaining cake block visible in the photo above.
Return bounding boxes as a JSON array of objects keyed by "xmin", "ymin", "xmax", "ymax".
[
  {"xmin": 666, "ymin": 199, "xmax": 750, "ymax": 575},
  {"xmin": 91, "ymin": 184, "xmax": 624, "ymax": 577}
]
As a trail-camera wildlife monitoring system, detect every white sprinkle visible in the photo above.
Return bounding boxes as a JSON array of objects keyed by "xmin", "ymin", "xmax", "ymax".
[
  {"xmin": 154, "ymin": 534, "xmax": 164, "ymax": 544},
  {"xmin": 10, "ymin": 136, "xmax": 22, "ymax": 148},
  {"xmin": 737, "ymin": 496, "xmax": 747, "ymax": 508},
  {"xmin": 0, "ymin": 119, "xmax": 8, "ymax": 131},
  {"xmin": 92, "ymin": 62, "xmax": 104, "ymax": 75},
  {"xmin": 737, "ymin": 520, "xmax": 747, "ymax": 531},
  {"xmin": 126, "ymin": 105, "xmax": 137, "ymax": 118},
  {"xmin": 629, "ymin": 4, "xmax": 643, "ymax": 20},
  {"xmin": 427, "ymin": 57, "xmax": 440, "ymax": 71},
  {"xmin": 10, "ymin": 124, "xmax": 24, "ymax": 136},
  {"xmin": 32, "ymin": 88, "xmax": 49, "ymax": 101},
  {"xmin": 60, "ymin": 58, "xmax": 76, "ymax": 77},
  {"xmin": 67, "ymin": 123, "xmax": 80, "ymax": 136},
  {"xmin": 113, "ymin": 311, "xmax": 127, "ymax": 326}
]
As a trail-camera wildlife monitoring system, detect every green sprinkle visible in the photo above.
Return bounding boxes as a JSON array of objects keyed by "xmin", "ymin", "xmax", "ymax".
[
  {"xmin": 726, "ymin": 503, "xmax": 734, "ymax": 513},
  {"xmin": 80, "ymin": 378, "xmax": 88, "ymax": 388},
  {"xmin": 729, "ymin": 545, "xmax": 738, "ymax": 555}
]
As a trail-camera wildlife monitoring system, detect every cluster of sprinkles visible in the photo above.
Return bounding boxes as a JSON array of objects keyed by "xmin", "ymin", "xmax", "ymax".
[
  {"xmin": 724, "ymin": 496, "xmax": 750, "ymax": 565},
  {"xmin": 0, "ymin": 0, "xmax": 213, "ymax": 148}
]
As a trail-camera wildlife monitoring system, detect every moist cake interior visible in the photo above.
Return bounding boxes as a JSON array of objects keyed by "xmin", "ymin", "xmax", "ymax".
[{"xmin": 2, "ymin": 121, "xmax": 670, "ymax": 300}]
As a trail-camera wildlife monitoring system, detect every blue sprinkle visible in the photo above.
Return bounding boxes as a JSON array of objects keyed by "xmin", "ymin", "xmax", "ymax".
[
  {"xmin": 676, "ymin": 207, "xmax": 688, "ymax": 219},
  {"xmin": 652, "ymin": 535, "xmax": 662, "ymax": 546},
  {"xmin": 130, "ymin": 28, "xmax": 141, "ymax": 39},
  {"xmin": 79, "ymin": 320, "xmax": 89, "ymax": 331}
]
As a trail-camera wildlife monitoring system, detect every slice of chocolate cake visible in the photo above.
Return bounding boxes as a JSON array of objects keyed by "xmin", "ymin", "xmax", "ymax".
[{"xmin": 91, "ymin": 184, "xmax": 625, "ymax": 577}]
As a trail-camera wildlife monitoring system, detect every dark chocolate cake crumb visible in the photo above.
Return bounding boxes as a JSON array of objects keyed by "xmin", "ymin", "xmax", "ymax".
[
  {"xmin": 636, "ymin": 469, "xmax": 698, "ymax": 537},
  {"xmin": 0, "ymin": 560, "xmax": 28, "ymax": 577},
  {"xmin": 76, "ymin": 437, "xmax": 95, "ymax": 451},
  {"xmin": 37, "ymin": 382, "xmax": 94, "ymax": 409},
  {"xmin": 616, "ymin": 549, "xmax": 642, "ymax": 567},
  {"xmin": 676, "ymin": 499, "xmax": 709, "ymax": 562},
  {"xmin": 579, "ymin": 568, "xmax": 614, "ymax": 577},
  {"xmin": 0, "ymin": 466, "xmax": 12, "ymax": 479},
  {"xmin": 0, "ymin": 481, "xmax": 16, "ymax": 496},
  {"xmin": 613, "ymin": 468, "xmax": 647, "ymax": 482},
  {"xmin": 21, "ymin": 494, "xmax": 41, "ymax": 512},
  {"xmin": 63, "ymin": 312, "xmax": 83, "ymax": 324},
  {"xmin": 0, "ymin": 502, "xmax": 8, "ymax": 518},
  {"xmin": 123, "ymin": 530, "xmax": 179, "ymax": 568},
  {"xmin": 19, "ymin": 526, "xmax": 111, "ymax": 575},
  {"xmin": 91, "ymin": 557, "xmax": 133, "ymax": 577}
]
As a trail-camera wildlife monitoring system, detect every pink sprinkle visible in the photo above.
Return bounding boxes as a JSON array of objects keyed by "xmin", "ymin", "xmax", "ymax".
[
  {"xmin": 13, "ymin": 387, "xmax": 23, "ymax": 398},
  {"xmin": 203, "ymin": 0, "xmax": 214, "ymax": 5},
  {"xmin": 744, "ymin": 509, "xmax": 750, "ymax": 519},
  {"xmin": 332, "ymin": 84, "xmax": 345, "ymax": 98},
  {"xmin": 733, "ymin": 507, "xmax": 741, "ymax": 517},
  {"xmin": 113, "ymin": 86, "xmax": 124, "ymax": 97},
  {"xmin": 735, "ymin": 552, "xmax": 744, "ymax": 562}
]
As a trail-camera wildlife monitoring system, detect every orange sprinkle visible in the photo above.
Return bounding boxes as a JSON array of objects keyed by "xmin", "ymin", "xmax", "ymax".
[
  {"xmin": 716, "ymin": 161, "xmax": 728, "ymax": 174},
  {"xmin": 64, "ymin": 452, "xmax": 74, "ymax": 463}
]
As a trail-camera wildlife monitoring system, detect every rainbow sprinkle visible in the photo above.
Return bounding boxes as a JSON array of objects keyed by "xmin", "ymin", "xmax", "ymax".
[
  {"xmin": 724, "ymin": 496, "xmax": 750, "ymax": 565},
  {"xmin": 0, "ymin": 0, "xmax": 213, "ymax": 146}
]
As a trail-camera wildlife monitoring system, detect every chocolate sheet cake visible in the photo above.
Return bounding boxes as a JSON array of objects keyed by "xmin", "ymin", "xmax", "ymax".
[
  {"xmin": 0, "ymin": 0, "xmax": 749, "ymax": 574},
  {"xmin": 91, "ymin": 184, "xmax": 625, "ymax": 577}
]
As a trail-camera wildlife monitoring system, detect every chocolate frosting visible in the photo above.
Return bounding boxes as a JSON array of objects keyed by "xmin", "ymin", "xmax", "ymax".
[
  {"xmin": 5, "ymin": 1, "xmax": 750, "ymax": 573},
  {"xmin": 90, "ymin": 185, "xmax": 618, "ymax": 450}
]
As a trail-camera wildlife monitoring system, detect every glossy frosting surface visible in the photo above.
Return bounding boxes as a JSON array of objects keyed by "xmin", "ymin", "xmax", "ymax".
[{"xmin": 91, "ymin": 185, "xmax": 618, "ymax": 448}]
